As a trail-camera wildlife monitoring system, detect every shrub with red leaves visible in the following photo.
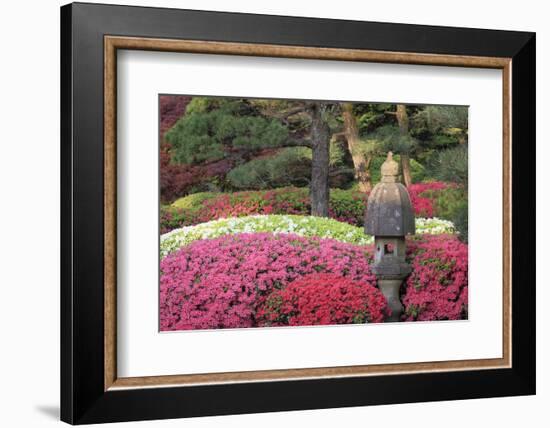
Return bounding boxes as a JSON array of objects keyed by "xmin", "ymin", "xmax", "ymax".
[
  {"xmin": 160, "ymin": 148, "xmax": 198, "ymax": 203},
  {"xmin": 402, "ymin": 234, "xmax": 468, "ymax": 321},
  {"xmin": 159, "ymin": 95, "xmax": 192, "ymax": 139},
  {"xmin": 257, "ymin": 273, "xmax": 388, "ymax": 326},
  {"xmin": 160, "ymin": 146, "xmax": 233, "ymax": 204}
]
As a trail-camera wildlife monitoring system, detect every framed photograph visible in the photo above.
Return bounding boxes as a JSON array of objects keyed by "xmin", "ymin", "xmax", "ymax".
[{"xmin": 60, "ymin": 2, "xmax": 535, "ymax": 424}]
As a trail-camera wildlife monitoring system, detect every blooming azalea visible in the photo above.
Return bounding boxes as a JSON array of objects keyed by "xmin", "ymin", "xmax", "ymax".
[{"xmin": 160, "ymin": 214, "xmax": 455, "ymax": 257}]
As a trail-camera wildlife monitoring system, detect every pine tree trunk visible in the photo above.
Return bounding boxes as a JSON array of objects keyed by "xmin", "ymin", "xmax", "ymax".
[
  {"xmin": 342, "ymin": 103, "xmax": 372, "ymax": 193},
  {"xmin": 396, "ymin": 104, "xmax": 413, "ymax": 187},
  {"xmin": 310, "ymin": 103, "xmax": 330, "ymax": 217}
]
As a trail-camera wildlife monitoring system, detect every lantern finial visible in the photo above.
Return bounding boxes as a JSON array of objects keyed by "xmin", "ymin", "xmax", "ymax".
[{"xmin": 381, "ymin": 151, "xmax": 399, "ymax": 183}]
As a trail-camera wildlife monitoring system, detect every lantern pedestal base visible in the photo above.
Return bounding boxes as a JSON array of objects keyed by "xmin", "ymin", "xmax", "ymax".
[{"xmin": 378, "ymin": 279, "xmax": 403, "ymax": 322}]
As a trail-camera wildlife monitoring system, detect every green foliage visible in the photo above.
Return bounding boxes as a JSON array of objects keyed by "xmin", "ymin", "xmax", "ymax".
[
  {"xmin": 184, "ymin": 97, "xmax": 217, "ymax": 114},
  {"xmin": 328, "ymin": 188, "xmax": 367, "ymax": 222},
  {"xmin": 425, "ymin": 186, "xmax": 468, "ymax": 242},
  {"xmin": 346, "ymin": 138, "xmax": 378, "ymax": 161},
  {"xmin": 452, "ymin": 201, "xmax": 468, "ymax": 243},
  {"xmin": 353, "ymin": 103, "xmax": 393, "ymax": 133},
  {"xmin": 431, "ymin": 134, "xmax": 460, "ymax": 147},
  {"xmin": 340, "ymin": 104, "xmax": 468, "ymax": 186},
  {"xmin": 411, "ymin": 106, "xmax": 468, "ymax": 157},
  {"xmin": 162, "ymin": 99, "xmax": 470, "ymax": 227},
  {"xmin": 429, "ymin": 187, "xmax": 466, "ymax": 221},
  {"xmin": 413, "ymin": 105, "xmax": 468, "ymax": 133},
  {"xmin": 409, "ymin": 158, "xmax": 427, "ymax": 182},
  {"xmin": 165, "ymin": 98, "xmax": 291, "ymax": 165},
  {"xmin": 328, "ymin": 140, "xmax": 346, "ymax": 166},
  {"xmin": 433, "ymin": 145, "xmax": 469, "ymax": 186},
  {"xmin": 369, "ymin": 156, "xmax": 385, "ymax": 184},
  {"xmin": 227, "ymin": 147, "xmax": 312, "ymax": 190},
  {"xmin": 362, "ymin": 124, "xmax": 417, "ymax": 157},
  {"xmin": 171, "ymin": 192, "xmax": 217, "ymax": 210},
  {"xmin": 226, "ymin": 141, "xmax": 346, "ymax": 191}
]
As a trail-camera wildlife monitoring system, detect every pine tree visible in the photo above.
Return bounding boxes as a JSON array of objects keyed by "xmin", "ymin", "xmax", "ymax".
[{"xmin": 166, "ymin": 97, "xmax": 334, "ymax": 216}]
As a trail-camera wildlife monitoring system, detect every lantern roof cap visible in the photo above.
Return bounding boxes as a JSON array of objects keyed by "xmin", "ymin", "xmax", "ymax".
[{"xmin": 364, "ymin": 152, "xmax": 415, "ymax": 236}]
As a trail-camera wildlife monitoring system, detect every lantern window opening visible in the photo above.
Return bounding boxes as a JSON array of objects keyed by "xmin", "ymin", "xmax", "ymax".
[{"xmin": 383, "ymin": 243, "xmax": 395, "ymax": 255}]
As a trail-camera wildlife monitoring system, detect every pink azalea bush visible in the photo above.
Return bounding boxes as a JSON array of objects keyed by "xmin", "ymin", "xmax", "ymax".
[
  {"xmin": 160, "ymin": 232, "xmax": 468, "ymax": 330},
  {"xmin": 402, "ymin": 234, "xmax": 468, "ymax": 321},
  {"xmin": 160, "ymin": 233, "xmax": 376, "ymax": 331},
  {"xmin": 257, "ymin": 273, "xmax": 388, "ymax": 326}
]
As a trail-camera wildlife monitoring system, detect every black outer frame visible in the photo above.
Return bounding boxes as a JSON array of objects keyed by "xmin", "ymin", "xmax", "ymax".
[{"xmin": 60, "ymin": 2, "xmax": 535, "ymax": 424}]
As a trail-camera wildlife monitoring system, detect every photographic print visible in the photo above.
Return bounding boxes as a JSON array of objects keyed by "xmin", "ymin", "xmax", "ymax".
[{"xmin": 159, "ymin": 95, "xmax": 469, "ymax": 331}]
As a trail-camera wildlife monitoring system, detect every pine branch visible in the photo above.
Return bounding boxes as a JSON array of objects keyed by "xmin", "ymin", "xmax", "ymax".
[
  {"xmin": 329, "ymin": 167, "xmax": 355, "ymax": 177},
  {"xmin": 280, "ymin": 106, "xmax": 309, "ymax": 119},
  {"xmin": 280, "ymin": 138, "xmax": 312, "ymax": 148}
]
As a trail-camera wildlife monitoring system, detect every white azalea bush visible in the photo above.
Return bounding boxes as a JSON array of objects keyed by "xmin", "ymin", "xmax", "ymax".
[
  {"xmin": 415, "ymin": 217, "xmax": 456, "ymax": 235},
  {"xmin": 160, "ymin": 214, "xmax": 455, "ymax": 257},
  {"xmin": 161, "ymin": 215, "xmax": 371, "ymax": 257}
]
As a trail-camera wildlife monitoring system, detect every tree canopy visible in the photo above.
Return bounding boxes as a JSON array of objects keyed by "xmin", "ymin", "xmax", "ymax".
[
  {"xmin": 162, "ymin": 96, "xmax": 468, "ymax": 226},
  {"xmin": 166, "ymin": 98, "xmax": 292, "ymax": 164}
]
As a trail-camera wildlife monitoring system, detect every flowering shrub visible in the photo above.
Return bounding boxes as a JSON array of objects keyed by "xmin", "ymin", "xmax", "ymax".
[
  {"xmin": 161, "ymin": 184, "xmax": 453, "ymax": 233},
  {"xmin": 160, "ymin": 214, "xmax": 455, "ymax": 257},
  {"xmin": 161, "ymin": 187, "xmax": 310, "ymax": 233},
  {"xmin": 170, "ymin": 191, "xmax": 217, "ymax": 210},
  {"xmin": 414, "ymin": 217, "xmax": 455, "ymax": 235},
  {"xmin": 257, "ymin": 273, "xmax": 388, "ymax": 326},
  {"xmin": 161, "ymin": 215, "xmax": 372, "ymax": 257},
  {"xmin": 402, "ymin": 234, "xmax": 468, "ymax": 321},
  {"xmin": 160, "ymin": 233, "xmax": 376, "ymax": 331},
  {"xmin": 408, "ymin": 182, "xmax": 451, "ymax": 217},
  {"xmin": 160, "ymin": 233, "xmax": 467, "ymax": 330}
]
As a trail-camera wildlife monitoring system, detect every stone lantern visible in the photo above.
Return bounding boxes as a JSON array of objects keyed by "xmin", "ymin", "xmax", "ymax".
[{"xmin": 365, "ymin": 152, "xmax": 415, "ymax": 322}]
